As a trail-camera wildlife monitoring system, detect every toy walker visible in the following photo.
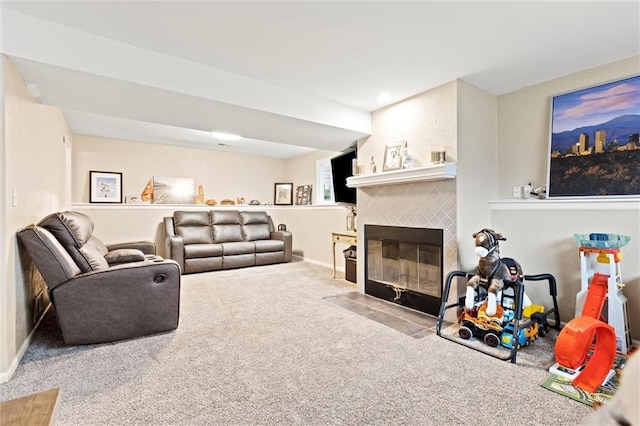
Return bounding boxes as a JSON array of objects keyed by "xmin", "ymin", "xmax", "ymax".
[{"xmin": 549, "ymin": 233, "xmax": 632, "ymax": 393}]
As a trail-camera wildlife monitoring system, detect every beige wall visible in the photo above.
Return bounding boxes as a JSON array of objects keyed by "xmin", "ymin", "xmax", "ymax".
[
  {"xmin": 284, "ymin": 149, "xmax": 340, "ymax": 198},
  {"xmin": 72, "ymin": 138, "xmax": 351, "ymax": 269},
  {"xmin": 358, "ymin": 81, "xmax": 458, "ymax": 171},
  {"xmin": 494, "ymin": 56, "xmax": 640, "ymax": 339},
  {"xmin": 492, "ymin": 204, "xmax": 639, "ymax": 340},
  {"xmin": 456, "ymin": 80, "xmax": 498, "ymax": 270},
  {"xmin": 1, "ymin": 57, "xmax": 70, "ymax": 380},
  {"xmin": 497, "ymin": 56, "xmax": 639, "ymax": 198},
  {"xmin": 73, "ymin": 135, "xmax": 287, "ymax": 205}
]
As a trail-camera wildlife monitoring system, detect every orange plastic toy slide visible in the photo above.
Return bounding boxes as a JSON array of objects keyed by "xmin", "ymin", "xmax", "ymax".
[{"xmin": 553, "ymin": 273, "xmax": 617, "ymax": 393}]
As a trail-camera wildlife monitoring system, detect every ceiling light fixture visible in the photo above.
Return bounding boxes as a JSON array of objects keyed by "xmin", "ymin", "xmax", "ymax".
[
  {"xmin": 210, "ymin": 131, "xmax": 241, "ymax": 141},
  {"xmin": 26, "ymin": 82, "xmax": 41, "ymax": 98},
  {"xmin": 376, "ymin": 92, "xmax": 392, "ymax": 102}
]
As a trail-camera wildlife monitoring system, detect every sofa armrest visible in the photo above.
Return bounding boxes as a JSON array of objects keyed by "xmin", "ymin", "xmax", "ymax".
[
  {"xmin": 271, "ymin": 231, "xmax": 292, "ymax": 262},
  {"xmin": 107, "ymin": 241, "xmax": 156, "ymax": 255},
  {"xmin": 165, "ymin": 235, "xmax": 185, "ymax": 271},
  {"xmin": 50, "ymin": 260, "xmax": 181, "ymax": 344}
]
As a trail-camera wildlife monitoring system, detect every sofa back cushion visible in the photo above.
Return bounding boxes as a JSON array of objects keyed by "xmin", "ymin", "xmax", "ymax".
[
  {"xmin": 174, "ymin": 211, "xmax": 213, "ymax": 244},
  {"xmin": 18, "ymin": 226, "xmax": 82, "ymax": 289},
  {"xmin": 240, "ymin": 211, "xmax": 272, "ymax": 241},
  {"xmin": 210, "ymin": 210, "xmax": 243, "ymax": 243},
  {"xmin": 38, "ymin": 211, "xmax": 108, "ymax": 272}
]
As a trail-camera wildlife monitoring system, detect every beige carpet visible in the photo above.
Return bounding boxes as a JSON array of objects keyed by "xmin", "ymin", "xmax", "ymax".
[{"xmin": 0, "ymin": 260, "xmax": 593, "ymax": 425}]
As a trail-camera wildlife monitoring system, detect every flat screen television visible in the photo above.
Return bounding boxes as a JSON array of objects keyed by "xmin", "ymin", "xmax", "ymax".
[{"xmin": 330, "ymin": 148, "xmax": 357, "ymax": 205}]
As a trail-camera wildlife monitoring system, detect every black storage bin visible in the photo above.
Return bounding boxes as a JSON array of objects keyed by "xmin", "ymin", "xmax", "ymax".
[{"xmin": 345, "ymin": 258, "xmax": 356, "ymax": 283}]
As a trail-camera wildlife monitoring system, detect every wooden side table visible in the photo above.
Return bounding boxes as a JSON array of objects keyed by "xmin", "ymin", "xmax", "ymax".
[{"xmin": 332, "ymin": 231, "xmax": 357, "ymax": 278}]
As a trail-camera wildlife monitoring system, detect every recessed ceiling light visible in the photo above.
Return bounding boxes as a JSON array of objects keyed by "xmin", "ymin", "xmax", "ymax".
[
  {"xmin": 376, "ymin": 92, "xmax": 392, "ymax": 102},
  {"xmin": 210, "ymin": 131, "xmax": 241, "ymax": 141},
  {"xmin": 26, "ymin": 82, "xmax": 41, "ymax": 98}
]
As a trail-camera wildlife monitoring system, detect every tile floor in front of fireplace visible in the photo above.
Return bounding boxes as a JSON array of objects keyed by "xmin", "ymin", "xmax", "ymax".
[{"xmin": 324, "ymin": 291, "xmax": 451, "ymax": 339}]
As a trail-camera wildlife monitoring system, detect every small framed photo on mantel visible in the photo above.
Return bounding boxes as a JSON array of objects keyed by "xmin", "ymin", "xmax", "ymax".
[
  {"xmin": 89, "ymin": 171, "xmax": 123, "ymax": 203},
  {"xmin": 383, "ymin": 142, "xmax": 403, "ymax": 171}
]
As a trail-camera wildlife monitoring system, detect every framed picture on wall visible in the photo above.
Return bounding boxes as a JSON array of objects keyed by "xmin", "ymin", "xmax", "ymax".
[
  {"xmin": 89, "ymin": 171, "xmax": 123, "ymax": 203},
  {"xmin": 274, "ymin": 182, "xmax": 293, "ymax": 205},
  {"xmin": 547, "ymin": 75, "xmax": 640, "ymax": 198}
]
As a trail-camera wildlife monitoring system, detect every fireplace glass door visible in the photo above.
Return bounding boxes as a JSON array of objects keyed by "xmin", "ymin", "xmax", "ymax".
[{"xmin": 365, "ymin": 225, "xmax": 443, "ymax": 316}]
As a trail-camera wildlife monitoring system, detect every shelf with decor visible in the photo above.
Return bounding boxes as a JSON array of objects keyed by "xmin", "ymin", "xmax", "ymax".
[{"xmin": 346, "ymin": 163, "xmax": 456, "ymax": 189}]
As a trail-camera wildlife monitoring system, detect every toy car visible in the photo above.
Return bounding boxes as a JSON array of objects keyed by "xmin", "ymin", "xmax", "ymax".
[
  {"xmin": 501, "ymin": 321, "xmax": 539, "ymax": 349},
  {"xmin": 458, "ymin": 315, "xmax": 504, "ymax": 347}
]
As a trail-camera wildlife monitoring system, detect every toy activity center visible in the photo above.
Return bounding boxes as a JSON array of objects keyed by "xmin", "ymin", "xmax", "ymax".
[{"xmin": 437, "ymin": 230, "xmax": 634, "ymax": 396}]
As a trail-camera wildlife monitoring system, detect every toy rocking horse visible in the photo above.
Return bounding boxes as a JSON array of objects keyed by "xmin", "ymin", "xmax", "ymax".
[{"xmin": 464, "ymin": 229, "xmax": 532, "ymax": 316}]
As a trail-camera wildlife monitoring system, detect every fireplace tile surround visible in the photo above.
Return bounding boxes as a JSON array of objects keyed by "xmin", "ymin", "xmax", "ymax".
[{"xmin": 357, "ymin": 179, "xmax": 458, "ymax": 272}]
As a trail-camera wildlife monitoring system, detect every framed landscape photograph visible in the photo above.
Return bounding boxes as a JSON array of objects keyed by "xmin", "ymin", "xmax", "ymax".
[
  {"xmin": 547, "ymin": 75, "xmax": 640, "ymax": 198},
  {"xmin": 274, "ymin": 182, "xmax": 293, "ymax": 205},
  {"xmin": 89, "ymin": 171, "xmax": 122, "ymax": 203}
]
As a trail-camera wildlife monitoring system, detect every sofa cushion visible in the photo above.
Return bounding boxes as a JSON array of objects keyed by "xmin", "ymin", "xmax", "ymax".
[
  {"xmin": 177, "ymin": 226, "xmax": 214, "ymax": 244},
  {"xmin": 212, "ymin": 224, "xmax": 243, "ymax": 243},
  {"xmin": 184, "ymin": 243, "xmax": 223, "ymax": 259},
  {"xmin": 38, "ymin": 211, "xmax": 107, "ymax": 272},
  {"xmin": 174, "ymin": 211, "xmax": 213, "ymax": 244},
  {"xmin": 210, "ymin": 210, "xmax": 241, "ymax": 224},
  {"xmin": 254, "ymin": 240, "xmax": 285, "ymax": 253},
  {"xmin": 240, "ymin": 211, "xmax": 272, "ymax": 241},
  {"xmin": 220, "ymin": 241, "xmax": 255, "ymax": 256},
  {"xmin": 211, "ymin": 211, "xmax": 243, "ymax": 243},
  {"xmin": 104, "ymin": 248, "xmax": 145, "ymax": 265},
  {"xmin": 90, "ymin": 236, "xmax": 109, "ymax": 255}
]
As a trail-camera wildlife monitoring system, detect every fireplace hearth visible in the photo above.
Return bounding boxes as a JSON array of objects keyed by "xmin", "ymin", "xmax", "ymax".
[{"xmin": 365, "ymin": 225, "xmax": 443, "ymax": 316}]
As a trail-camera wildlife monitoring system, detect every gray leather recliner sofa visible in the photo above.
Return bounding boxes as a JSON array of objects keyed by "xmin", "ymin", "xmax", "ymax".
[
  {"xmin": 18, "ymin": 211, "xmax": 181, "ymax": 345},
  {"xmin": 163, "ymin": 210, "xmax": 292, "ymax": 274}
]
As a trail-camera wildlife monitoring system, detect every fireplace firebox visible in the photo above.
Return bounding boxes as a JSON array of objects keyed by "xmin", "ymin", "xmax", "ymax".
[{"xmin": 365, "ymin": 225, "xmax": 443, "ymax": 316}]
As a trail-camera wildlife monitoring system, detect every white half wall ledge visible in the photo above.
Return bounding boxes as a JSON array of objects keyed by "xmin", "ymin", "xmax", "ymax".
[
  {"xmin": 489, "ymin": 198, "xmax": 640, "ymax": 211},
  {"xmin": 346, "ymin": 163, "xmax": 456, "ymax": 188}
]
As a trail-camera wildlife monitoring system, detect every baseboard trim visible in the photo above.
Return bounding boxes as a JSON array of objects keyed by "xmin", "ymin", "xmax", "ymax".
[
  {"xmin": 294, "ymin": 256, "xmax": 339, "ymax": 271},
  {"xmin": 0, "ymin": 303, "xmax": 51, "ymax": 383}
]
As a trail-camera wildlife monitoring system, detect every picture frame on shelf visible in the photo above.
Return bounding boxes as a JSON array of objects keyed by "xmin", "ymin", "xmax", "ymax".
[
  {"xmin": 274, "ymin": 182, "xmax": 294, "ymax": 205},
  {"xmin": 295, "ymin": 185, "xmax": 312, "ymax": 205},
  {"xmin": 547, "ymin": 74, "xmax": 640, "ymax": 198},
  {"xmin": 383, "ymin": 142, "xmax": 403, "ymax": 171},
  {"xmin": 89, "ymin": 171, "xmax": 122, "ymax": 203},
  {"xmin": 152, "ymin": 176, "xmax": 195, "ymax": 204}
]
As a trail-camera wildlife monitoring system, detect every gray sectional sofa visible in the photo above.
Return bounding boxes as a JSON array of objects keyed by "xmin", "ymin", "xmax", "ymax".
[{"xmin": 163, "ymin": 210, "xmax": 292, "ymax": 274}]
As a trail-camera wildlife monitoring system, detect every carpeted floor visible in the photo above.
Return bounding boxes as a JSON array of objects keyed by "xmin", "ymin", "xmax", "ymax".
[{"xmin": 0, "ymin": 260, "xmax": 594, "ymax": 425}]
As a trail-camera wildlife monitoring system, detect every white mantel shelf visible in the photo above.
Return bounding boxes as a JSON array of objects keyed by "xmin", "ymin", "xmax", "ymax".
[{"xmin": 346, "ymin": 163, "xmax": 456, "ymax": 188}]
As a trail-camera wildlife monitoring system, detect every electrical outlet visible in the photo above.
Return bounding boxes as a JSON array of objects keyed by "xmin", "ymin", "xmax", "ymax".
[{"xmin": 513, "ymin": 186, "xmax": 522, "ymax": 198}]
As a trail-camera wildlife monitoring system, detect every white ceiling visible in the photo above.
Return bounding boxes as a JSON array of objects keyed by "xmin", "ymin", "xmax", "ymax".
[{"xmin": 2, "ymin": 1, "xmax": 639, "ymax": 158}]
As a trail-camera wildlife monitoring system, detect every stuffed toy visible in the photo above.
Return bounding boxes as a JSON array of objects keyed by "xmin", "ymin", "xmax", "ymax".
[{"xmin": 465, "ymin": 228, "xmax": 532, "ymax": 316}]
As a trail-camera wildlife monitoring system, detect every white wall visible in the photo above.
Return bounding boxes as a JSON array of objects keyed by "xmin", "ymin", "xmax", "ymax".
[{"xmin": 1, "ymin": 57, "xmax": 70, "ymax": 381}]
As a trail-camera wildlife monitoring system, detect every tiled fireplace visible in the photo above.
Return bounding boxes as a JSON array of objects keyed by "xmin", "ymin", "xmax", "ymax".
[{"xmin": 356, "ymin": 177, "xmax": 459, "ymax": 316}]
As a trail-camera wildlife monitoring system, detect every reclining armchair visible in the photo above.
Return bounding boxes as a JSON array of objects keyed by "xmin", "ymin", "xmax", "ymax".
[{"xmin": 18, "ymin": 211, "xmax": 181, "ymax": 345}]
